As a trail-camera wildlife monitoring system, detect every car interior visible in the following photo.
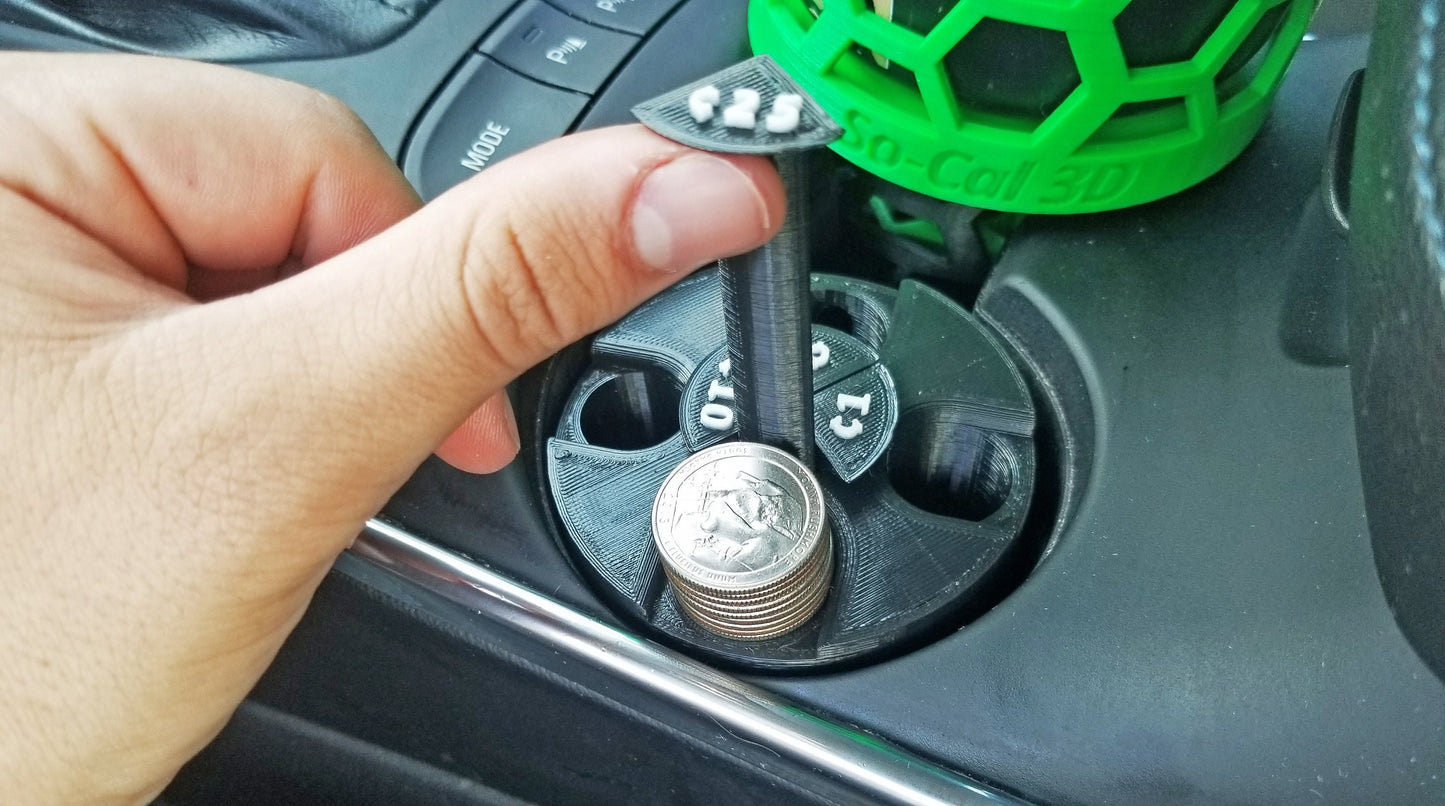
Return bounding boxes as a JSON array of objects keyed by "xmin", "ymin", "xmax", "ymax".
[{"xmin": 4, "ymin": 0, "xmax": 1443, "ymax": 804}]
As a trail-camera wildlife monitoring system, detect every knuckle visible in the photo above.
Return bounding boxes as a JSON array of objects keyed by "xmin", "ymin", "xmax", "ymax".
[
  {"xmin": 302, "ymin": 86, "xmax": 358, "ymax": 126},
  {"xmin": 455, "ymin": 206, "xmax": 574, "ymax": 373},
  {"xmin": 286, "ymin": 85, "xmax": 374, "ymax": 147},
  {"xmin": 447, "ymin": 177, "xmax": 635, "ymax": 378}
]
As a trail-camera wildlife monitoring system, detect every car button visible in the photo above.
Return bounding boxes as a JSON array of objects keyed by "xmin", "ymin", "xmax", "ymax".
[
  {"xmin": 402, "ymin": 55, "xmax": 588, "ymax": 200},
  {"xmin": 544, "ymin": 0, "xmax": 686, "ymax": 35},
  {"xmin": 479, "ymin": 0, "xmax": 638, "ymax": 94}
]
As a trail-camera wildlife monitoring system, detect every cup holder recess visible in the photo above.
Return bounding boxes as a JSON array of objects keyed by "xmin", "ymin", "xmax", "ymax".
[
  {"xmin": 888, "ymin": 407, "xmax": 1016, "ymax": 522},
  {"xmin": 575, "ymin": 370, "xmax": 681, "ymax": 451},
  {"xmin": 811, "ymin": 282, "xmax": 891, "ymax": 351},
  {"xmin": 540, "ymin": 268, "xmax": 1047, "ymax": 671}
]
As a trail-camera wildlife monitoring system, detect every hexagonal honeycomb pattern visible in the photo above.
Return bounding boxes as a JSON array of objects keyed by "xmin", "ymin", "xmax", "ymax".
[
  {"xmin": 943, "ymin": 18, "xmax": 1080, "ymax": 120},
  {"xmin": 1115, "ymin": 0, "xmax": 1238, "ymax": 67},
  {"xmin": 760, "ymin": 0, "xmax": 1316, "ymax": 212}
]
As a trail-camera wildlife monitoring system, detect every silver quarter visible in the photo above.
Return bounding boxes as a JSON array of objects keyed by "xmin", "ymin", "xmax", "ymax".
[
  {"xmin": 672, "ymin": 558, "xmax": 832, "ymax": 624},
  {"xmin": 664, "ymin": 543, "xmax": 830, "ymax": 602},
  {"xmin": 675, "ymin": 571, "xmax": 833, "ymax": 639},
  {"xmin": 654, "ymin": 442, "xmax": 832, "ymax": 640},
  {"xmin": 653, "ymin": 442, "xmax": 826, "ymax": 590},
  {"xmin": 671, "ymin": 576, "xmax": 828, "ymax": 624}
]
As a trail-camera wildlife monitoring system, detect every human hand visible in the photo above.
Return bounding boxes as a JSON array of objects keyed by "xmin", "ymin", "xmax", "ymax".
[{"xmin": 0, "ymin": 53, "xmax": 782, "ymax": 804}]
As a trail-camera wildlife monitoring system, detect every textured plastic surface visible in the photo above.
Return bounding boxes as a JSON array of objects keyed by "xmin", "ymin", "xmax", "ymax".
[
  {"xmin": 1348, "ymin": 0, "xmax": 1445, "ymax": 680},
  {"xmin": 720, "ymin": 153, "xmax": 823, "ymax": 464},
  {"xmin": 401, "ymin": 54, "xmax": 588, "ymax": 200},
  {"xmin": 479, "ymin": 0, "xmax": 638, "ymax": 94},
  {"xmin": 632, "ymin": 54, "xmax": 841, "ymax": 153},
  {"xmin": 547, "ymin": 0, "xmax": 687, "ymax": 35},
  {"xmin": 573, "ymin": 0, "xmax": 755, "ymax": 129},
  {"xmin": 635, "ymin": 62, "xmax": 843, "ymax": 464},
  {"xmin": 545, "ymin": 270, "xmax": 1036, "ymax": 670},
  {"xmin": 678, "ymin": 328, "xmax": 896, "ymax": 482},
  {"xmin": 200, "ymin": 558, "xmax": 871, "ymax": 806},
  {"xmin": 748, "ymin": 0, "xmax": 1318, "ymax": 212}
]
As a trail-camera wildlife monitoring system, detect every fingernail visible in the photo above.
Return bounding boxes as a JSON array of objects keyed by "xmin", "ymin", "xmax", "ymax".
[
  {"xmin": 500, "ymin": 395, "xmax": 521, "ymax": 453},
  {"xmin": 631, "ymin": 154, "xmax": 770, "ymax": 272}
]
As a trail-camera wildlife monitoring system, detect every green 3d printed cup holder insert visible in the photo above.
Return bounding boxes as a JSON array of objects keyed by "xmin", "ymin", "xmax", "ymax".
[{"xmin": 749, "ymin": 0, "xmax": 1319, "ymax": 213}]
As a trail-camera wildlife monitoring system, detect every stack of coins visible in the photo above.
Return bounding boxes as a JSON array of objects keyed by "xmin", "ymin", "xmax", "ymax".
[{"xmin": 652, "ymin": 442, "xmax": 832, "ymax": 640}]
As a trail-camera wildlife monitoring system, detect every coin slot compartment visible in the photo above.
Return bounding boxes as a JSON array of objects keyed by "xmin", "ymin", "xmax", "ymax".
[
  {"xmin": 578, "ymin": 369, "xmax": 682, "ymax": 451},
  {"xmin": 887, "ymin": 406, "xmax": 1015, "ymax": 522},
  {"xmin": 813, "ymin": 303, "xmax": 855, "ymax": 337},
  {"xmin": 811, "ymin": 286, "xmax": 891, "ymax": 350},
  {"xmin": 539, "ymin": 269, "xmax": 1068, "ymax": 671}
]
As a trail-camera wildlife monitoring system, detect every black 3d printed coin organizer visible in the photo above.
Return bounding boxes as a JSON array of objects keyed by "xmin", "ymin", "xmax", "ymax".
[{"xmin": 537, "ymin": 268, "xmax": 1042, "ymax": 670}]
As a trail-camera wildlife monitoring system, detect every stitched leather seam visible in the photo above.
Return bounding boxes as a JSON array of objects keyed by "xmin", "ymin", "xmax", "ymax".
[{"xmin": 1409, "ymin": 0, "xmax": 1445, "ymax": 301}]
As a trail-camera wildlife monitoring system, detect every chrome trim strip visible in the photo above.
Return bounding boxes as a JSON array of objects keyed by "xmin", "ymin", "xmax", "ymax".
[{"xmin": 354, "ymin": 518, "xmax": 1024, "ymax": 806}]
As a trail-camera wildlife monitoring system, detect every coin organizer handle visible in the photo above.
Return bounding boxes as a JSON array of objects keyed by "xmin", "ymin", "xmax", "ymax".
[{"xmin": 541, "ymin": 269, "xmax": 1041, "ymax": 671}]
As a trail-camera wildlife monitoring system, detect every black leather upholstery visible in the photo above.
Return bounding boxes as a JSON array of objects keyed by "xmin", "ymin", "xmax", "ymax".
[
  {"xmin": 1350, "ymin": 0, "xmax": 1445, "ymax": 679},
  {"xmin": 0, "ymin": 0, "xmax": 437, "ymax": 61}
]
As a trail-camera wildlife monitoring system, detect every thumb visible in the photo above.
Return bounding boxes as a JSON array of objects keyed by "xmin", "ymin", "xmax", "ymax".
[{"xmin": 179, "ymin": 124, "xmax": 783, "ymax": 531}]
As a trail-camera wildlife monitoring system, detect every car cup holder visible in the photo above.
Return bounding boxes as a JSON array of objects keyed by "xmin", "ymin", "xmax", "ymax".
[{"xmin": 535, "ymin": 268, "xmax": 1052, "ymax": 671}]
